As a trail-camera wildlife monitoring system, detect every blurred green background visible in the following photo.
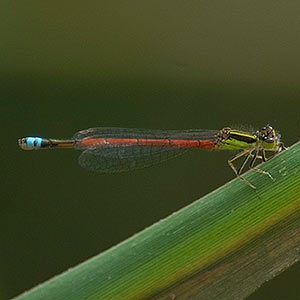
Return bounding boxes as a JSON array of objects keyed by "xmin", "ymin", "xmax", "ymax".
[{"xmin": 1, "ymin": 1, "xmax": 299, "ymax": 299}]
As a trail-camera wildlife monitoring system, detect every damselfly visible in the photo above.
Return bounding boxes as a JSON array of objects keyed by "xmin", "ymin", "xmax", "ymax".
[{"xmin": 18, "ymin": 125, "xmax": 284, "ymax": 189}]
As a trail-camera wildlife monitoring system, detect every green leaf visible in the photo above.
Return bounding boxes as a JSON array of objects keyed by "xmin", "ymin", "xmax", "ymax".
[{"xmin": 14, "ymin": 142, "xmax": 300, "ymax": 300}]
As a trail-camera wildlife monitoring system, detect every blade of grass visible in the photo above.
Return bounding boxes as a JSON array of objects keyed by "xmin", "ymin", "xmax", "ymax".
[{"xmin": 14, "ymin": 142, "xmax": 300, "ymax": 300}]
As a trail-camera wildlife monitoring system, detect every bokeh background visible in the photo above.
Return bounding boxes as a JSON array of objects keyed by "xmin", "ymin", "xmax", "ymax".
[{"xmin": 1, "ymin": 1, "xmax": 299, "ymax": 299}]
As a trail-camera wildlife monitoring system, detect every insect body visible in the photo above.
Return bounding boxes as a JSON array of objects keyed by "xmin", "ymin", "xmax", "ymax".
[{"xmin": 18, "ymin": 125, "xmax": 283, "ymax": 189}]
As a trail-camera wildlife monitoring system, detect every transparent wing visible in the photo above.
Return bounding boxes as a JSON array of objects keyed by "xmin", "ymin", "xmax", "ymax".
[
  {"xmin": 73, "ymin": 127, "xmax": 218, "ymax": 142},
  {"xmin": 77, "ymin": 146, "xmax": 187, "ymax": 172},
  {"xmin": 74, "ymin": 127, "xmax": 218, "ymax": 172}
]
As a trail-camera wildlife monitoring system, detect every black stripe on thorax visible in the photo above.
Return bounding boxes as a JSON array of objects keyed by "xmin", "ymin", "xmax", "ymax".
[{"xmin": 229, "ymin": 133, "xmax": 257, "ymax": 144}]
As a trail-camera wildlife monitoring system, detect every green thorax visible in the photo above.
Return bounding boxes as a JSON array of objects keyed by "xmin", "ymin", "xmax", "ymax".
[
  {"xmin": 219, "ymin": 129, "xmax": 258, "ymax": 150},
  {"xmin": 215, "ymin": 126, "xmax": 279, "ymax": 151}
]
